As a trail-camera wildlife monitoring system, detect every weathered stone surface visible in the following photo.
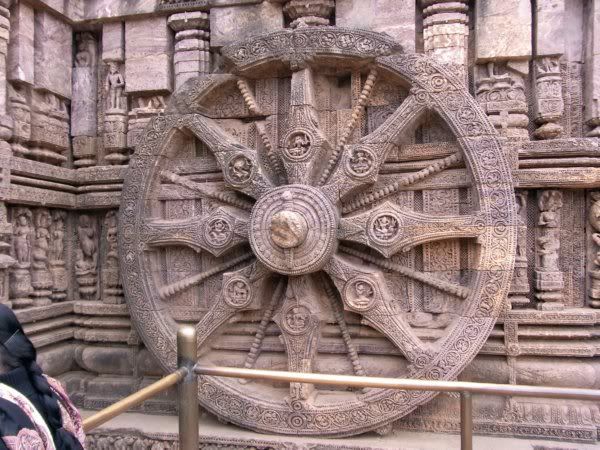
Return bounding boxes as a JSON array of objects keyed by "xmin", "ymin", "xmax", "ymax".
[
  {"xmin": 7, "ymin": 1, "xmax": 34, "ymax": 85},
  {"xmin": 336, "ymin": 0, "xmax": 416, "ymax": 52},
  {"xmin": 209, "ymin": 2, "xmax": 283, "ymax": 48},
  {"xmin": 475, "ymin": 0, "xmax": 532, "ymax": 61},
  {"xmin": 584, "ymin": 0, "xmax": 600, "ymax": 135},
  {"xmin": 33, "ymin": 11, "xmax": 72, "ymax": 99},
  {"xmin": 125, "ymin": 17, "xmax": 173, "ymax": 93},
  {"xmin": 101, "ymin": 21, "xmax": 124, "ymax": 62},
  {"xmin": 535, "ymin": 0, "xmax": 565, "ymax": 57}
]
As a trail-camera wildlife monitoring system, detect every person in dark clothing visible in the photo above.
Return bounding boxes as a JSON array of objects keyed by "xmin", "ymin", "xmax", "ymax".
[{"xmin": 0, "ymin": 304, "xmax": 85, "ymax": 449}]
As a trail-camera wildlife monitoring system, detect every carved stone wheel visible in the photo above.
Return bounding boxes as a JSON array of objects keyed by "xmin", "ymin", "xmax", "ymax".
[{"xmin": 120, "ymin": 27, "xmax": 516, "ymax": 436}]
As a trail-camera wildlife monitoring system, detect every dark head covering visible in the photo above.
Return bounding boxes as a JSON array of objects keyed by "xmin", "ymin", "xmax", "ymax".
[{"xmin": 0, "ymin": 304, "xmax": 83, "ymax": 449}]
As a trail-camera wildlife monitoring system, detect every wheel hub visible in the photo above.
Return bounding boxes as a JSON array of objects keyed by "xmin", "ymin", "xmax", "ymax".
[{"xmin": 249, "ymin": 185, "xmax": 338, "ymax": 275}]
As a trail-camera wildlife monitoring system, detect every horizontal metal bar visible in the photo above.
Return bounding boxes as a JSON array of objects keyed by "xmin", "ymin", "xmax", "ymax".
[
  {"xmin": 83, "ymin": 368, "xmax": 187, "ymax": 432},
  {"xmin": 194, "ymin": 365, "xmax": 600, "ymax": 402}
]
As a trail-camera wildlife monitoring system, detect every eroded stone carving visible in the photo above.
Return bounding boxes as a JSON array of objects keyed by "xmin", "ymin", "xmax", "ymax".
[
  {"xmin": 30, "ymin": 208, "xmax": 52, "ymax": 306},
  {"xmin": 120, "ymin": 28, "xmax": 516, "ymax": 436},
  {"xmin": 102, "ymin": 210, "xmax": 123, "ymax": 304},
  {"xmin": 76, "ymin": 214, "xmax": 98, "ymax": 299},
  {"xmin": 10, "ymin": 207, "xmax": 33, "ymax": 308},
  {"xmin": 49, "ymin": 210, "xmax": 67, "ymax": 302},
  {"xmin": 535, "ymin": 190, "xmax": 564, "ymax": 309}
]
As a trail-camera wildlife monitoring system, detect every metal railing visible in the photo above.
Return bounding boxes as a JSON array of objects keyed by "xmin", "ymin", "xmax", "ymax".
[{"xmin": 83, "ymin": 327, "xmax": 600, "ymax": 450}]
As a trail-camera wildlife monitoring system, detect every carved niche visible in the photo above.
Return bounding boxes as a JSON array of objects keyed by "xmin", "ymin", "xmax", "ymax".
[{"xmin": 120, "ymin": 28, "xmax": 516, "ymax": 436}]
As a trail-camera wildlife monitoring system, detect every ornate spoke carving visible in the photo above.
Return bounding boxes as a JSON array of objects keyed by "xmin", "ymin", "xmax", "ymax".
[
  {"xmin": 160, "ymin": 170, "xmax": 253, "ymax": 211},
  {"xmin": 323, "ymin": 253, "xmax": 429, "ymax": 365},
  {"xmin": 141, "ymin": 207, "xmax": 249, "ymax": 257},
  {"xmin": 159, "ymin": 252, "xmax": 253, "ymax": 300},
  {"xmin": 321, "ymin": 94, "xmax": 429, "ymax": 203},
  {"xmin": 195, "ymin": 260, "xmax": 273, "ymax": 352},
  {"xmin": 339, "ymin": 245, "xmax": 469, "ymax": 299},
  {"xmin": 339, "ymin": 201, "xmax": 485, "ymax": 257},
  {"xmin": 341, "ymin": 152, "xmax": 463, "ymax": 214},
  {"xmin": 185, "ymin": 114, "xmax": 275, "ymax": 199},
  {"xmin": 272, "ymin": 275, "xmax": 324, "ymax": 407},
  {"xmin": 279, "ymin": 67, "xmax": 334, "ymax": 185}
]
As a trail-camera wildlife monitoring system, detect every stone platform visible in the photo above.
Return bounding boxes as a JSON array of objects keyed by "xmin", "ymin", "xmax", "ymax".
[{"xmin": 83, "ymin": 411, "xmax": 599, "ymax": 450}]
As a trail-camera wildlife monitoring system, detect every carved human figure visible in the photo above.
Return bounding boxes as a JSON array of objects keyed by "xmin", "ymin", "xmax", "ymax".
[
  {"xmin": 13, "ymin": 209, "xmax": 32, "ymax": 266},
  {"xmin": 228, "ymin": 155, "xmax": 252, "ymax": 183},
  {"xmin": 76, "ymin": 214, "xmax": 98, "ymax": 274},
  {"xmin": 105, "ymin": 62, "xmax": 125, "ymax": 111},
  {"xmin": 105, "ymin": 211, "xmax": 118, "ymax": 261},
  {"xmin": 75, "ymin": 38, "xmax": 91, "ymax": 67},
  {"xmin": 372, "ymin": 215, "xmax": 399, "ymax": 241},
  {"xmin": 353, "ymin": 281, "xmax": 374, "ymax": 308},
  {"xmin": 287, "ymin": 133, "xmax": 310, "ymax": 157},
  {"xmin": 349, "ymin": 149, "xmax": 373, "ymax": 175},
  {"xmin": 285, "ymin": 305, "xmax": 310, "ymax": 333},
  {"xmin": 49, "ymin": 211, "xmax": 65, "ymax": 262},
  {"xmin": 207, "ymin": 218, "xmax": 231, "ymax": 246},
  {"xmin": 32, "ymin": 209, "xmax": 51, "ymax": 269},
  {"xmin": 588, "ymin": 192, "xmax": 600, "ymax": 308}
]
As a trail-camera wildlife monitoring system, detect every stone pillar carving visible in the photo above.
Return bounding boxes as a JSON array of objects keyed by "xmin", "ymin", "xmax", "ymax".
[
  {"xmin": 49, "ymin": 210, "xmax": 67, "ymax": 302},
  {"xmin": 9, "ymin": 207, "xmax": 33, "ymax": 308},
  {"xmin": 284, "ymin": 0, "xmax": 334, "ymax": 28},
  {"xmin": 102, "ymin": 210, "xmax": 123, "ymax": 304},
  {"xmin": 29, "ymin": 90, "xmax": 69, "ymax": 166},
  {"xmin": 0, "ymin": 203, "xmax": 15, "ymax": 307},
  {"xmin": 475, "ymin": 0, "xmax": 531, "ymax": 141},
  {"xmin": 75, "ymin": 214, "xmax": 98, "ymax": 300},
  {"xmin": 535, "ymin": 190, "xmax": 564, "ymax": 309},
  {"xmin": 0, "ymin": 0, "xmax": 13, "ymax": 156},
  {"xmin": 584, "ymin": 0, "xmax": 600, "ymax": 137},
  {"xmin": 168, "ymin": 12, "xmax": 210, "ymax": 90},
  {"xmin": 421, "ymin": 0, "xmax": 469, "ymax": 82},
  {"xmin": 103, "ymin": 62, "xmax": 128, "ymax": 165},
  {"xmin": 128, "ymin": 94, "xmax": 166, "ymax": 152},
  {"xmin": 8, "ymin": 83, "xmax": 29, "ymax": 158},
  {"xmin": 588, "ymin": 192, "xmax": 600, "ymax": 308},
  {"xmin": 72, "ymin": 32, "xmax": 98, "ymax": 168},
  {"xmin": 30, "ymin": 208, "xmax": 52, "ymax": 306},
  {"xmin": 509, "ymin": 192, "xmax": 530, "ymax": 306},
  {"xmin": 533, "ymin": 0, "xmax": 565, "ymax": 140},
  {"xmin": 533, "ymin": 57, "xmax": 564, "ymax": 139}
]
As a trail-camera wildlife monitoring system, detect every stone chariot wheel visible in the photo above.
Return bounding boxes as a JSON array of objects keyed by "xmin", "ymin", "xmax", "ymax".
[{"xmin": 120, "ymin": 27, "xmax": 516, "ymax": 436}]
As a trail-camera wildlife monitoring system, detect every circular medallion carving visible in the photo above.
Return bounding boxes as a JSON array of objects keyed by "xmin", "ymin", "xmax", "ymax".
[
  {"xmin": 205, "ymin": 217, "xmax": 233, "ymax": 248},
  {"xmin": 344, "ymin": 277, "xmax": 378, "ymax": 311},
  {"xmin": 281, "ymin": 304, "xmax": 313, "ymax": 335},
  {"xmin": 121, "ymin": 28, "xmax": 516, "ymax": 437},
  {"xmin": 226, "ymin": 153, "xmax": 254, "ymax": 186},
  {"xmin": 369, "ymin": 213, "xmax": 401, "ymax": 245},
  {"xmin": 224, "ymin": 277, "xmax": 253, "ymax": 308},
  {"xmin": 345, "ymin": 147, "xmax": 376, "ymax": 178},
  {"xmin": 249, "ymin": 185, "xmax": 337, "ymax": 275},
  {"xmin": 283, "ymin": 131, "xmax": 312, "ymax": 161}
]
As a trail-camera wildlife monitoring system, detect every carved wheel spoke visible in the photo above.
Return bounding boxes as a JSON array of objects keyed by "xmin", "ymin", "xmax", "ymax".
[
  {"xmin": 323, "ymin": 253, "xmax": 428, "ymax": 364},
  {"xmin": 339, "ymin": 201, "xmax": 485, "ymax": 258},
  {"xmin": 141, "ymin": 207, "xmax": 249, "ymax": 257},
  {"xmin": 122, "ymin": 29, "xmax": 515, "ymax": 436},
  {"xmin": 273, "ymin": 275, "xmax": 324, "ymax": 406},
  {"xmin": 185, "ymin": 114, "xmax": 275, "ymax": 199}
]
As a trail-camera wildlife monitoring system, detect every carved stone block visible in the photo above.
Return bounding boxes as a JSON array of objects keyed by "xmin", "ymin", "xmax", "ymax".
[
  {"xmin": 7, "ymin": 1, "xmax": 34, "ymax": 85},
  {"xmin": 72, "ymin": 136, "xmax": 97, "ymax": 168},
  {"xmin": 125, "ymin": 17, "xmax": 173, "ymax": 94},
  {"xmin": 210, "ymin": 3, "xmax": 284, "ymax": 48},
  {"xmin": 336, "ymin": 0, "xmax": 416, "ymax": 52},
  {"xmin": 475, "ymin": 0, "xmax": 532, "ymax": 61},
  {"xmin": 102, "ymin": 22, "xmax": 124, "ymax": 63},
  {"xmin": 33, "ymin": 11, "xmax": 72, "ymax": 99},
  {"xmin": 535, "ymin": 0, "xmax": 565, "ymax": 57},
  {"xmin": 104, "ymin": 112, "xmax": 128, "ymax": 165}
]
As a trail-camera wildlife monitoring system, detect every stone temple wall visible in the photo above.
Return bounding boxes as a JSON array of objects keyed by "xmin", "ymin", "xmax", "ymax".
[{"xmin": 0, "ymin": 0, "xmax": 599, "ymax": 446}]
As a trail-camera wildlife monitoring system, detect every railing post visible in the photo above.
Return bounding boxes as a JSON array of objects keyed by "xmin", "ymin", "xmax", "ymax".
[
  {"xmin": 460, "ymin": 391, "xmax": 473, "ymax": 450},
  {"xmin": 178, "ymin": 326, "xmax": 199, "ymax": 450}
]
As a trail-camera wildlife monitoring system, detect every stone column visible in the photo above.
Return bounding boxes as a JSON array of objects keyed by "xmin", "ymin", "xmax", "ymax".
[
  {"xmin": 168, "ymin": 12, "xmax": 210, "ymax": 90},
  {"xmin": 535, "ymin": 190, "xmax": 564, "ymax": 309},
  {"xmin": 10, "ymin": 207, "xmax": 33, "ymax": 308},
  {"xmin": 421, "ymin": 0, "xmax": 469, "ymax": 82},
  {"xmin": 588, "ymin": 192, "xmax": 600, "ymax": 308},
  {"xmin": 584, "ymin": 0, "xmax": 600, "ymax": 137},
  {"xmin": 102, "ymin": 22, "xmax": 128, "ymax": 165},
  {"xmin": 284, "ymin": 0, "xmax": 334, "ymax": 28},
  {"xmin": 0, "ymin": 0, "xmax": 13, "ymax": 153},
  {"xmin": 125, "ymin": 17, "xmax": 172, "ymax": 155},
  {"xmin": 533, "ymin": 0, "xmax": 565, "ymax": 140},
  {"xmin": 30, "ymin": 208, "xmax": 52, "ymax": 306},
  {"xmin": 75, "ymin": 214, "xmax": 98, "ymax": 300},
  {"xmin": 475, "ymin": 0, "xmax": 531, "ymax": 141},
  {"xmin": 72, "ymin": 32, "xmax": 98, "ymax": 168},
  {"xmin": 0, "ymin": 202, "xmax": 14, "ymax": 307},
  {"xmin": 509, "ymin": 192, "xmax": 531, "ymax": 306}
]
